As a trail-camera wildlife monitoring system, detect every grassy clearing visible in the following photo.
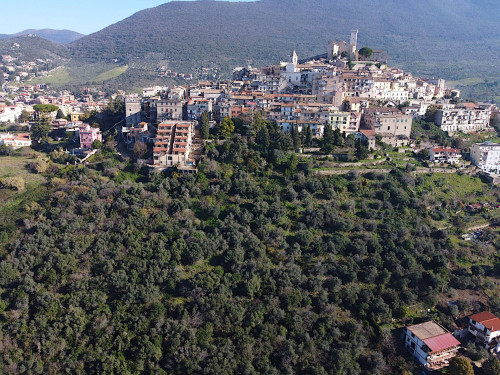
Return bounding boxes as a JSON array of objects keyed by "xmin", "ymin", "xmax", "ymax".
[
  {"xmin": 0, "ymin": 155, "xmax": 45, "ymax": 192},
  {"xmin": 415, "ymin": 173, "xmax": 491, "ymax": 202},
  {"xmin": 94, "ymin": 65, "xmax": 129, "ymax": 82},
  {"xmin": 28, "ymin": 67, "xmax": 72, "ymax": 85},
  {"xmin": 448, "ymin": 77, "xmax": 486, "ymax": 86},
  {"xmin": 0, "ymin": 154, "xmax": 50, "ymax": 252}
]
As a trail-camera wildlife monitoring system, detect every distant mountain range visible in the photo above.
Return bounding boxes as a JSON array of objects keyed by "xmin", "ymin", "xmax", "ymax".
[
  {"xmin": 0, "ymin": 0, "xmax": 499, "ymax": 102},
  {"xmin": 0, "ymin": 29, "xmax": 84, "ymax": 44}
]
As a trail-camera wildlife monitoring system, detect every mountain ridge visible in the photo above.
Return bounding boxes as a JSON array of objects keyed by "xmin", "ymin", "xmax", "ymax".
[
  {"xmin": 68, "ymin": 0, "xmax": 500, "ymax": 72},
  {"xmin": 0, "ymin": 29, "xmax": 84, "ymax": 44}
]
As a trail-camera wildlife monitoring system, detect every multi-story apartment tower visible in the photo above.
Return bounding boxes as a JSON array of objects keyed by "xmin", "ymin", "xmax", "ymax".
[{"xmin": 153, "ymin": 121, "xmax": 195, "ymax": 168}]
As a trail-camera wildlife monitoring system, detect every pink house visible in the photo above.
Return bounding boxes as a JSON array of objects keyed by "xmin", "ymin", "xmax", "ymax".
[{"xmin": 79, "ymin": 124, "xmax": 102, "ymax": 149}]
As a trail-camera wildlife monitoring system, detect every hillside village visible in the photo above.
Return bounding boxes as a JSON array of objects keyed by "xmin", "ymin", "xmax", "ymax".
[
  {"xmin": 1, "ymin": 32, "xmax": 500, "ymax": 374},
  {"xmin": 117, "ymin": 32, "xmax": 498, "ymax": 176},
  {"xmin": 0, "ymin": 32, "xmax": 499, "ymax": 173}
]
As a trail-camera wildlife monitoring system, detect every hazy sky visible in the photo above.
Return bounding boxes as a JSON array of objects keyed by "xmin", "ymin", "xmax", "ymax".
[{"xmin": 0, "ymin": 0, "xmax": 252, "ymax": 35}]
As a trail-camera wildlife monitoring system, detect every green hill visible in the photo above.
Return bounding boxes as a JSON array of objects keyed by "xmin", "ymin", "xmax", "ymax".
[
  {"xmin": 0, "ymin": 35, "xmax": 69, "ymax": 62},
  {"xmin": 69, "ymin": 0, "xmax": 500, "ymax": 76}
]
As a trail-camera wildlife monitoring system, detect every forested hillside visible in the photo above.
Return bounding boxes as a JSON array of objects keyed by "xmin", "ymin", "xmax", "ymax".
[
  {"xmin": 0, "ymin": 36, "xmax": 69, "ymax": 63},
  {"xmin": 67, "ymin": 0, "xmax": 500, "ymax": 97},
  {"xmin": 0, "ymin": 121, "xmax": 498, "ymax": 374}
]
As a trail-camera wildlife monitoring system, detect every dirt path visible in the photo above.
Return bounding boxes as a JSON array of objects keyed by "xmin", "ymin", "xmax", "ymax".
[{"xmin": 466, "ymin": 223, "xmax": 490, "ymax": 232}]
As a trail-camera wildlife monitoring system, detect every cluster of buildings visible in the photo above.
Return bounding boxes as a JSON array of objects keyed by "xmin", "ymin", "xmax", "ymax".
[
  {"xmin": 405, "ymin": 310, "xmax": 500, "ymax": 371},
  {"xmin": 0, "ymin": 51, "xmax": 57, "ymax": 85},
  {"xmin": 425, "ymin": 142, "xmax": 500, "ymax": 177},
  {"xmin": 125, "ymin": 32, "xmax": 460, "ymax": 166},
  {"xmin": 0, "ymin": 83, "xmax": 112, "ymax": 126},
  {"xmin": 118, "ymin": 32, "xmax": 499, "ymax": 170},
  {"xmin": 157, "ymin": 67, "xmax": 193, "ymax": 80}
]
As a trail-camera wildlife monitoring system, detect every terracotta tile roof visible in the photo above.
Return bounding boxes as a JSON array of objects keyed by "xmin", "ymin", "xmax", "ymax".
[
  {"xmin": 470, "ymin": 312, "xmax": 500, "ymax": 332},
  {"xmin": 470, "ymin": 311, "xmax": 498, "ymax": 323},
  {"xmin": 431, "ymin": 147, "xmax": 460, "ymax": 154},
  {"xmin": 360, "ymin": 129, "xmax": 376, "ymax": 137}
]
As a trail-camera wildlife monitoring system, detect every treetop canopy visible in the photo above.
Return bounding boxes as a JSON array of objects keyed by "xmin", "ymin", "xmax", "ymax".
[{"xmin": 33, "ymin": 104, "xmax": 59, "ymax": 113}]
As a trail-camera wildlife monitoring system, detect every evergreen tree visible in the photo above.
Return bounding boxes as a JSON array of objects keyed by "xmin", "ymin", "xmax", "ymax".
[
  {"xmin": 425, "ymin": 105, "xmax": 438, "ymax": 123},
  {"xmin": 56, "ymin": 109, "xmax": 65, "ymax": 119},
  {"xmin": 333, "ymin": 127, "xmax": 343, "ymax": 146},
  {"xmin": 219, "ymin": 117, "xmax": 235, "ymax": 139},
  {"xmin": 321, "ymin": 124, "xmax": 335, "ymax": 154},
  {"xmin": 291, "ymin": 123, "xmax": 301, "ymax": 149},
  {"xmin": 200, "ymin": 111, "xmax": 210, "ymax": 139},
  {"xmin": 18, "ymin": 110, "xmax": 31, "ymax": 123},
  {"xmin": 31, "ymin": 118, "xmax": 51, "ymax": 144},
  {"xmin": 482, "ymin": 357, "xmax": 500, "ymax": 375},
  {"xmin": 355, "ymin": 138, "xmax": 369, "ymax": 160},
  {"xmin": 305, "ymin": 125, "xmax": 313, "ymax": 147},
  {"xmin": 256, "ymin": 125, "xmax": 270, "ymax": 154}
]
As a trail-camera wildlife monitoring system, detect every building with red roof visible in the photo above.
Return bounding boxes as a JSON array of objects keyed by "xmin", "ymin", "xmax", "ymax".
[
  {"xmin": 429, "ymin": 146, "xmax": 462, "ymax": 164},
  {"xmin": 468, "ymin": 311, "xmax": 500, "ymax": 353},
  {"xmin": 405, "ymin": 321, "xmax": 460, "ymax": 370}
]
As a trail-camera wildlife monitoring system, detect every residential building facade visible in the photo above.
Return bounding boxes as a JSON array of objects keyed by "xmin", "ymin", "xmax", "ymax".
[
  {"xmin": 470, "ymin": 142, "xmax": 500, "ymax": 174},
  {"xmin": 78, "ymin": 124, "xmax": 102, "ymax": 149},
  {"xmin": 153, "ymin": 121, "xmax": 196, "ymax": 168},
  {"xmin": 468, "ymin": 311, "xmax": 500, "ymax": 353},
  {"xmin": 405, "ymin": 321, "xmax": 460, "ymax": 371},
  {"xmin": 435, "ymin": 103, "xmax": 492, "ymax": 134},
  {"xmin": 429, "ymin": 147, "xmax": 462, "ymax": 164}
]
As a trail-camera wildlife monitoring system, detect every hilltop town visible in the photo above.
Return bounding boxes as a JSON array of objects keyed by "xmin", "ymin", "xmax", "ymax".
[
  {"xmin": 1, "ymin": 32, "xmax": 500, "ymax": 374},
  {"xmin": 1, "ymin": 31, "xmax": 499, "ymax": 174}
]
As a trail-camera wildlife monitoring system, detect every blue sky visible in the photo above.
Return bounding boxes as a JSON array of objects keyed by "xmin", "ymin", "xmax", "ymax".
[{"xmin": 0, "ymin": 0, "xmax": 252, "ymax": 35}]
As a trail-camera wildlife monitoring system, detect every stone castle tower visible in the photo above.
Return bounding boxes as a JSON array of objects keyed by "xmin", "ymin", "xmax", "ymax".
[{"xmin": 349, "ymin": 29, "xmax": 358, "ymax": 60}]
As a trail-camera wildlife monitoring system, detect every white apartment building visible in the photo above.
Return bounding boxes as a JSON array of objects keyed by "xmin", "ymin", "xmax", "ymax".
[
  {"xmin": 435, "ymin": 104, "xmax": 492, "ymax": 133},
  {"xmin": 470, "ymin": 142, "xmax": 500, "ymax": 174},
  {"xmin": 0, "ymin": 105, "xmax": 24, "ymax": 123},
  {"xmin": 468, "ymin": 311, "xmax": 500, "ymax": 353},
  {"xmin": 405, "ymin": 321, "xmax": 460, "ymax": 371}
]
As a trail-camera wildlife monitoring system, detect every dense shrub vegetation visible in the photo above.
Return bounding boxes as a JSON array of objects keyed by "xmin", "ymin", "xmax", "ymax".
[{"xmin": 0, "ymin": 126, "xmax": 498, "ymax": 374}]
